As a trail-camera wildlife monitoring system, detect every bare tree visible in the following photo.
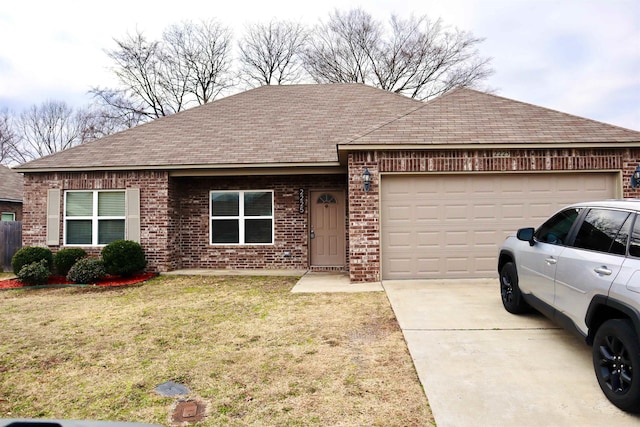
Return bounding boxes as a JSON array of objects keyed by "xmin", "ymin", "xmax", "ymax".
[
  {"xmin": 164, "ymin": 20, "xmax": 234, "ymax": 103},
  {"xmin": 0, "ymin": 110, "xmax": 19, "ymax": 165},
  {"xmin": 13, "ymin": 101, "xmax": 91, "ymax": 163},
  {"xmin": 238, "ymin": 20, "xmax": 308, "ymax": 86},
  {"xmin": 304, "ymin": 9, "xmax": 493, "ymax": 100},
  {"xmin": 303, "ymin": 9, "xmax": 381, "ymax": 85},
  {"xmin": 92, "ymin": 20, "xmax": 234, "ymax": 122}
]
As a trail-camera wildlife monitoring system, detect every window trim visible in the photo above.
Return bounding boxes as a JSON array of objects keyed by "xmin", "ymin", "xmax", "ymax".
[
  {"xmin": 63, "ymin": 190, "xmax": 126, "ymax": 246},
  {"xmin": 1, "ymin": 212, "xmax": 15, "ymax": 222},
  {"xmin": 209, "ymin": 190, "xmax": 274, "ymax": 246}
]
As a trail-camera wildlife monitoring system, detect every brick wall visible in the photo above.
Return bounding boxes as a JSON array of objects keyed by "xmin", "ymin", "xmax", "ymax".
[
  {"xmin": 22, "ymin": 171, "xmax": 172, "ymax": 272},
  {"xmin": 347, "ymin": 148, "xmax": 640, "ymax": 282},
  {"xmin": 174, "ymin": 174, "xmax": 347, "ymax": 271},
  {"xmin": 0, "ymin": 201, "xmax": 22, "ymax": 221}
]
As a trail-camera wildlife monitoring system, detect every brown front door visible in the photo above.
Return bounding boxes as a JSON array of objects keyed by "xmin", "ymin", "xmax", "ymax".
[{"xmin": 310, "ymin": 190, "xmax": 345, "ymax": 266}]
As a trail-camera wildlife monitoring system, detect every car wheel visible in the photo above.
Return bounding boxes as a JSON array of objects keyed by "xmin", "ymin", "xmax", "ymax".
[
  {"xmin": 499, "ymin": 262, "xmax": 529, "ymax": 314},
  {"xmin": 592, "ymin": 319, "xmax": 640, "ymax": 413}
]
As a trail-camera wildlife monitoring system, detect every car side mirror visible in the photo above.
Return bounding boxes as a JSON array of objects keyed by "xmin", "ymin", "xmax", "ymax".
[{"xmin": 516, "ymin": 227, "xmax": 535, "ymax": 246}]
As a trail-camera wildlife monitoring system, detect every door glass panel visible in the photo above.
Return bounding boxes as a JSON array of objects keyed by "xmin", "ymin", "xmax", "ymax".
[{"xmin": 534, "ymin": 208, "xmax": 581, "ymax": 245}]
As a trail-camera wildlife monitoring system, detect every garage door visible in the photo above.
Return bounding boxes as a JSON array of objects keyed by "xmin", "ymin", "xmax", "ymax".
[{"xmin": 381, "ymin": 172, "xmax": 619, "ymax": 280}]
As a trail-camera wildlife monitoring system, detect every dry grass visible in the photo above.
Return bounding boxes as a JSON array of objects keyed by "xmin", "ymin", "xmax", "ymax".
[
  {"xmin": 0, "ymin": 272, "xmax": 14, "ymax": 280},
  {"xmin": 0, "ymin": 275, "xmax": 434, "ymax": 426}
]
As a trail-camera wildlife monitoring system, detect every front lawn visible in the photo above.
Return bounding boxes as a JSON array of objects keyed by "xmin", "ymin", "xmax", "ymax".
[{"xmin": 0, "ymin": 275, "xmax": 433, "ymax": 426}]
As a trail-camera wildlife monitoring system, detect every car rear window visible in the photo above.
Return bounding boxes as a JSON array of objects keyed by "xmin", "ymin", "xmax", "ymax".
[{"xmin": 573, "ymin": 209, "xmax": 631, "ymax": 255}]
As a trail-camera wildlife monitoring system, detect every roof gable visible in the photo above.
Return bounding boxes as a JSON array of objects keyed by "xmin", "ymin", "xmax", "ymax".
[
  {"xmin": 0, "ymin": 165, "xmax": 23, "ymax": 202},
  {"xmin": 347, "ymin": 88, "xmax": 640, "ymax": 146}
]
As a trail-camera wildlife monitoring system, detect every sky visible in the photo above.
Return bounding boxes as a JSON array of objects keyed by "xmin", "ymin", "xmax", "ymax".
[{"xmin": 0, "ymin": 0, "xmax": 639, "ymax": 130}]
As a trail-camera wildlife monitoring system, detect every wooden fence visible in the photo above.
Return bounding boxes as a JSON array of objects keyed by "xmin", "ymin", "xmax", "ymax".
[{"xmin": 0, "ymin": 221, "xmax": 22, "ymax": 272}]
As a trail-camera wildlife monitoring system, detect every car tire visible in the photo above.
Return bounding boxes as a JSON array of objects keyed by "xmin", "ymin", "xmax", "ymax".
[
  {"xmin": 499, "ymin": 262, "xmax": 529, "ymax": 314},
  {"xmin": 592, "ymin": 319, "xmax": 640, "ymax": 413}
]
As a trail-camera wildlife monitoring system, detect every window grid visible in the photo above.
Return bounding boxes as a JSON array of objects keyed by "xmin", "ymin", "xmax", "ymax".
[
  {"xmin": 64, "ymin": 190, "xmax": 125, "ymax": 246},
  {"xmin": 210, "ymin": 190, "xmax": 274, "ymax": 245}
]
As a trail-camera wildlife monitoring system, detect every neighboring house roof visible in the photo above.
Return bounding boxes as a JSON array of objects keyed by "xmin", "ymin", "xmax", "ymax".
[
  {"xmin": 15, "ymin": 84, "xmax": 640, "ymax": 173},
  {"xmin": 16, "ymin": 84, "xmax": 423, "ymax": 171},
  {"xmin": 0, "ymin": 165, "xmax": 23, "ymax": 202},
  {"xmin": 344, "ymin": 87, "xmax": 640, "ymax": 148}
]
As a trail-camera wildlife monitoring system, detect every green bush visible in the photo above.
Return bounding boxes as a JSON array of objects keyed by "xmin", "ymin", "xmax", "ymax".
[
  {"xmin": 101, "ymin": 240, "xmax": 147, "ymax": 277},
  {"xmin": 17, "ymin": 260, "xmax": 50, "ymax": 286},
  {"xmin": 12, "ymin": 246, "xmax": 53, "ymax": 274},
  {"xmin": 54, "ymin": 248, "xmax": 88, "ymax": 276},
  {"xmin": 67, "ymin": 258, "xmax": 106, "ymax": 284}
]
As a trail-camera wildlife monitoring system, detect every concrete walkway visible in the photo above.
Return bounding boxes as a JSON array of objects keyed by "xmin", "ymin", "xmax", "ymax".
[{"xmin": 383, "ymin": 279, "xmax": 640, "ymax": 427}]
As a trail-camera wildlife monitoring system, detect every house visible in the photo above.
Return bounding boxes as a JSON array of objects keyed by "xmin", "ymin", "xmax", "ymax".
[
  {"xmin": 14, "ymin": 84, "xmax": 640, "ymax": 282},
  {"xmin": 0, "ymin": 165, "xmax": 23, "ymax": 222}
]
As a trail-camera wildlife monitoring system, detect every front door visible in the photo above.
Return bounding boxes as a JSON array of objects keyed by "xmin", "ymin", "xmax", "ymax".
[{"xmin": 310, "ymin": 190, "xmax": 345, "ymax": 266}]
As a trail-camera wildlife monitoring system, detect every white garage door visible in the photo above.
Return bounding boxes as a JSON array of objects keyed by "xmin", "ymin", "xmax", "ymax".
[{"xmin": 381, "ymin": 172, "xmax": 619, "ymax": 280}]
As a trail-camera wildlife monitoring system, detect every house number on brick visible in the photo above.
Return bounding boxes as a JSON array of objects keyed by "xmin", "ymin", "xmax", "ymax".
[{"xmin": 299, "ymin": 188, "xmax": 305, "ymax": 214}]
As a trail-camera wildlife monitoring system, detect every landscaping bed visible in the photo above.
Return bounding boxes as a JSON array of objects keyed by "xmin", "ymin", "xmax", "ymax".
[{"xmin": 0, "ymin": 273, "xmax": 156, "ymax": 290}]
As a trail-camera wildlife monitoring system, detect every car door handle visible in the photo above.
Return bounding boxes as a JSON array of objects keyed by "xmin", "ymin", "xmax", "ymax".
[
  {"xmin": 594, "ymin": 266, "xmax": 612, "ymax": 276},
  {"xmin": 545, "ymin": 257, "xmax": 557, "ymax": 265}
]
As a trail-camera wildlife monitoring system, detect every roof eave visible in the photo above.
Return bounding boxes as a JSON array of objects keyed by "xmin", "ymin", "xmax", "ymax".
[{"xmin": 14, "ymin": 161, "xmax": 345, "ymax": 176}]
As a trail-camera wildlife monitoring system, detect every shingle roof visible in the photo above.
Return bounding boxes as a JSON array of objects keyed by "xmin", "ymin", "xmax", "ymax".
[
  {"xmin": 17, "ymin": 84, "xmax": 423, "ymax": 171},
  {"xmin": 347, "ymin": 87, "xmax": 640, "ymax": 146},
  {"xmin": 16, "ymin": 85, "xmax": 640, "ymax": 172},
  {"xmin": 0, "ymin": 165, "xmax": 23, "ymax": 202}
]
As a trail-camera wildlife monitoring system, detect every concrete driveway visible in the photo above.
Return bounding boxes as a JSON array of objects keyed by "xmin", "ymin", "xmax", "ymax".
[{"xmin": 383, "ymin": 279, "xmax": 640, "ymax": 427}]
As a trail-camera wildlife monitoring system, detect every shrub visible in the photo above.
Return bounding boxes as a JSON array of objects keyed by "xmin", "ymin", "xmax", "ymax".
[
  {"xmin": 67, "ymin": 258, "xmax": 106, "ymax": 284},
  {"xmin": 101, "ymin": 240, "xmax": 147, "ymax": 277},
  {"xmin": 12, "ymin": 246, "xmax": 53, "ymax": 274},
  {"xmin": 54, "ymin": 248, "xmax": 88, "ymax": 276},
  {"xmin": 17, "ymin": 260, "xmax": 50, "ymax": 286}
]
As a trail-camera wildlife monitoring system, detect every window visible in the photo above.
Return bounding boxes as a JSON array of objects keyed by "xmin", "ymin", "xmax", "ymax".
[
  {"xmin": 573, "ymin": 209, "xmax": 631, "ymax": 254},
  {"xmin": 210, "ymin": 191, "xmax": 273, "ymax": 245},
  {"xmin": 1, "ymin": 212, "xmax": 15, "ymax": 222},
  {"xmin": 534, "ymin": 208, "xmax": 581, "ymax": 245},
  {"xmin": 64, "ymin": 190, "xmax": 125, "ymax": 245}
]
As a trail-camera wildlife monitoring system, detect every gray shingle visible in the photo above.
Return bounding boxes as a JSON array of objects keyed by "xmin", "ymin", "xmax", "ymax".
[
  {"xmin": 18, "ymin": 84, "xmax": 422, "ymax": 170},
  {"xmin": 16, "ymin": 85, "xmax": 640, "ymax": 172},
  {"xmin": 348, "ymin": 88, "xmax": 640, "ymax": 145},
  {"xmin": 0, "ymin": 165, "xmax": 23, "ymax": 201}
]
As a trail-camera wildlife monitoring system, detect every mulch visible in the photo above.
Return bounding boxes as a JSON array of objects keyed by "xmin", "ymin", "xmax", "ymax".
[{"xmin": 0, "ymin": 273, "xmax": 157, "ymax": 290}]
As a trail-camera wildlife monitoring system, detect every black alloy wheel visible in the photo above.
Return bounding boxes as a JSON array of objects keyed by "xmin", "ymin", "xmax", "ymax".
[
  {"xmin": 499, "ymin": 262, "xmax": 529, "ymax": 314},
  {"xmin": 592, "ymin": 319, "xmax": 640, "ymax": 413}
]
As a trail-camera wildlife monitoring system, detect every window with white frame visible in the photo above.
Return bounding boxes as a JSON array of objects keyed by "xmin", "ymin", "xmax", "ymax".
[
  {"xmin": 64, "ymin": 190, "xmax": 125, "ymax": 245},
  {"xmin": 210, "ymin": 190, "xmax": 273, "ymax": 244},
  {"xmin": 1, "ymin": 212, "xmax": 15, "ymax": 222}
]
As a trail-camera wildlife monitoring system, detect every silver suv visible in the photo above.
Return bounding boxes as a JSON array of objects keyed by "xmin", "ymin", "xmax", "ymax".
[{"xmin": 498, "ymin": 199, "xmax": 640, "ymax": 413}]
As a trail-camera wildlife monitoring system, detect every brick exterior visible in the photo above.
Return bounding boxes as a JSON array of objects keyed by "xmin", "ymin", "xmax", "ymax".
[
  {"xmin": 18, "ymin": 147, "xmax": 639, "ymax": 282},
  {"xmin": 22, "ymin": 171, "xmax": 348, "ymax": 273},
  {"xmin": 347, "ymin": 148, "xmax": 640, "ymax": 282},
  {"xmin": 174, "ymin": 175, "xmax": 347, "ymax": 270},
  {"xmin": 0, "ymin": 201, "xmax": 22, "ymax": 222},
  {"xmin": 23, "ymin": 171, "xmax": 174, "ymax": 272}
]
